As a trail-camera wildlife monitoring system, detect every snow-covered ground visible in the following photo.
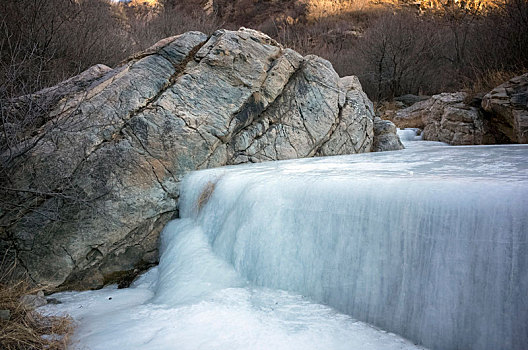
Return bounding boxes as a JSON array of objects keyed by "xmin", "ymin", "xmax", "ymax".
[
  {"xmin": 41, "ymin": 130, "xmax": 528, "ymax": 350},
  {"xmin": 42, "ymin": 268, "xmax": 425, "ymax": 350}
]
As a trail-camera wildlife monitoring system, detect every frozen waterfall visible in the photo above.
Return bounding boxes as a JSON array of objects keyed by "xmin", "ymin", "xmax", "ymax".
[
  {"xmin": 42, "ymin": 133, "xmax": 528, "ymax": 350},
  {"xmin": 169, "ymin": 141, "xmax": 528, "ymax": 350}
]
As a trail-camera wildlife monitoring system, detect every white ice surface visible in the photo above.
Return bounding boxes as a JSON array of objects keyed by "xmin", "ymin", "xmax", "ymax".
[
  {"xmin": 42, "ymin": 132, "xmax": 527, "ymax": 350},
  {"xmin": 41, "ymin": 231, "xmax": 427, "ymax": 350},
  {"xmin": 397, "ymin": 128, "xmax": 423, "ymax": 142},
  {"xmin": 396, "ymin": 128, "xmax": 449, "ymax": 150}
]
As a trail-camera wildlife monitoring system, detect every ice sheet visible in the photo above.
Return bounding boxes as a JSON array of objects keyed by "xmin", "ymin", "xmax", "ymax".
[
  {"xmin": 176, "ymin": 142, "xmax": 527, "ymax": 350},
  {"xmin": 397, "ymin": 128, "xmax": 424, "ymax": 142},
  {"xmin": 42, "ymin": 232, "xmax": 425, "ymax": 350},
  {"xmin": 42, "ymin": 134, "xmax": 528, "ymax": 350}
]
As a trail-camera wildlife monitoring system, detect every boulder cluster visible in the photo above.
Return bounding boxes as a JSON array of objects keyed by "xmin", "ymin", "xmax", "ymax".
[{"xmin": 385, "ymin": 74, "xmax": 528, "ymax": 145}]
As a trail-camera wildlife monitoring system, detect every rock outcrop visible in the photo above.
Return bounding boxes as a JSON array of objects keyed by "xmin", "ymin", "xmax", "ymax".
[
  {"xmin": 421, "ymin": 92, "xmax": 496, "ymax": 145},
  {"xmin": 482, "ymin": 73, "xmax": 528, "ymax": 143},
  {"xmin": 389, "ymin": 92, "xmax": 492, "ymax": 145},
  {"xmin": 386, "ymin": 74, "xmax": 528, "ymax": 145},
  {"xmin": 387, "ymin": 98, "xmax": 430, "ymax": 130},
  {"xmin": 1, "ymin": 28, "xmax": 390, "ymax": 291}
]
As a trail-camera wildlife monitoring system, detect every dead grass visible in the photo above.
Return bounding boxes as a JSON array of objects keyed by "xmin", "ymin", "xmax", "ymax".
[
  {"xmin": 375, "ymin": 100, "xmax": 402, "ymax": 114},
  {"xmin": 0, "ymin": 258, "xmax": 74, "ymax": 350},
  {"xmin": 305, "ymin": 0, "xmax": 373, "ymax": 20},
  {"xmin": 462, "ymin": 69, "xmax": 521, "ymax": 103},
  {"xmin": 419, "ymin": 0, "xmax": 501, "ymax": 13}
]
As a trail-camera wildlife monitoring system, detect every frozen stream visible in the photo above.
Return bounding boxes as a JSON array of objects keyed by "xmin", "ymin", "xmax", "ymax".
[{"xmin": 42, "ymin": 131, "xmax": 528, "ymax": 350}]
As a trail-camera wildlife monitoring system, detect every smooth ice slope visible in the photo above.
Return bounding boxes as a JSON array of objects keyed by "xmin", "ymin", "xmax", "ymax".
[
  {"xmin": 175, "ymin": 142, "xmax": 528, "ymax": 350},
  {"xmin": 43, "ymin": 251, "xmax": 425, "ymax": 350},
  {"xmin": 42, "ymin": 136, "xmax": 527, "ymax": 350}
]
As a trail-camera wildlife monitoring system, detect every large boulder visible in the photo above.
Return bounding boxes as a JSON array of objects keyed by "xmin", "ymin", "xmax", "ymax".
[
  {"xmin": 482, "ymin": 73, "xmax": 528, "ymax": 143},
  {"xmin": 1, "ymin": 28, "xmax": 384, "ymax": 291},
  {"xmin": 420, "ymin": 92, "xmax": 493, "ymax": 145}
]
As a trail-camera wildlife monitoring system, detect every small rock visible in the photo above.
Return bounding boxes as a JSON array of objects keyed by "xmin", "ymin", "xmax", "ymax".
[
  {"xmin": 46, "ymin": 298, "xmax": 62, "ymax": 305},
  {"xmin": 372, "ymin": 117, "xmax": 404, "ymax": 152},
  {"xmin": 0, "ymin": 309, "xmax": 10, "ymax": 321},
  {"xmin": 20, "ymin": 292, "xmax": 48, "ymax": 308},
  {"xmin": 394, "ymin": 94, "xmax": 430, "ymax": 107}
]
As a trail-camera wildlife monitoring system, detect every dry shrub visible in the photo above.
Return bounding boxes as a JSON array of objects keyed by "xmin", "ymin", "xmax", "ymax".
[
  {"xmin": 257, "ymin": 1, "xmax": 383, "ymax": 70},
  {"xmin": 350, "ymin": 11, "xmax": 448, "ymax": 100},
  {"xmin": 125, "ymin": 0, "xmax": 220, "ymax": 49},
  {"xmin": 196, "ymin": 181, "xmax": 216, "ymax": 212},
  {"xmin": 1, "ymin": 0, "xmax": 526, "ymax": 107},
  {"xmin": 0, "ymin": 258, "xmax": 74, "ymax": 350},
  {"xmin": 280, "ymin": 0, "xmax": 527, "ymax": 103},
  {"xmin": 468, "ymin": 70, "xmax": 520, "ymax": 93},
  {"xmin": 0, "ymin": 0, "xmax": 218, "ymax": 102},
  {"xmin": 462, "ymin": 69, "xmax": 521, "ymax": 102},
  {"xmin": 210, "ymin": 0, "xmax": 306, "ymax": 29},
  {"xmin": 467, "ymin": 0, "xmax": 528, "ymax": 73},
  {"xmin": 419, "ymin": 0, "xmax": 501, "ymax": 12},
  {"xmin": 305, "ymin": 0, "xmax": 372, "ymax": 21}
]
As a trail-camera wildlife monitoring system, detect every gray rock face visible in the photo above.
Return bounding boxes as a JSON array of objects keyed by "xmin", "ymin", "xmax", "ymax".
[
  {"xmin": 1, "ymin": 64, "xmax": 113, "ymax": 151},
  {"xmin": 420, "ymin": 92, "xmax": 492, "ymax": 145},
  {"xmin": 482, "ymin": 73, "xmax": 528, "ymax": 143},
  {"xmin": 372, "ymin": 117, "xmax": 404, "ymax": 152},
  {"xmin": 386, "ymin": 99, "xmax": 428, "ymax": 130},
  {"xmin": 1, "ymin": 28, "xmax": 381, "ymax": 290}
]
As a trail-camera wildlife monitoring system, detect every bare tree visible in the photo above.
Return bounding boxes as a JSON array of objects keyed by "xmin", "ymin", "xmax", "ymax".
[{"xmin": 353, "ymin": 11, "xmax": 444, "ymax": 100}]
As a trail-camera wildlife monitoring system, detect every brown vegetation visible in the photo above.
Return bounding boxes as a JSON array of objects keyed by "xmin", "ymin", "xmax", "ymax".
[
  {"xmin": 1, "ymin": 0, "xmax": 526, "ymax": 104},
  {"xmin": 462, "ymin": 69, "xmax": 523, "ymax": 103},
  {"xmin": 0, "ymin": 258, "xmax": 73, "ymax": 350},
  {"xmin": 266, "ymin": 0, "xmax": 527, "ymax": 100}
]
